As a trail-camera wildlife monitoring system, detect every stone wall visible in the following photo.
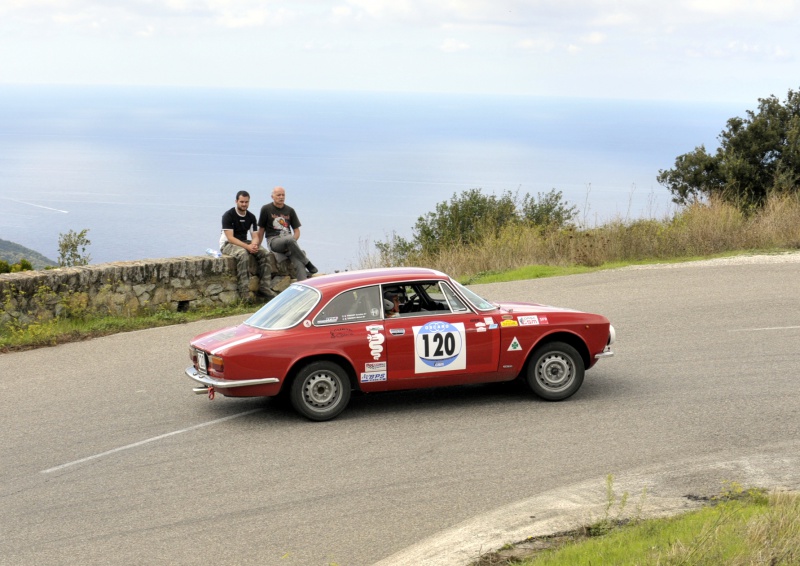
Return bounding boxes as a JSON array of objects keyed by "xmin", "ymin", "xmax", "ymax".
[{"xmin": 0, "ymin": 255, "xmax": 291, "ymax": 326}]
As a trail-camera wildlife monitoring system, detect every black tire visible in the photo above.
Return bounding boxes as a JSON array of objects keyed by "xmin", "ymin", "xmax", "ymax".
[
  {"xmin": 290, "ymin": 361, "xmax": 351, "ymax": 421},
  {"xmin": 525, "ymin": 342, "xmax": 585, "ymax": 401}
]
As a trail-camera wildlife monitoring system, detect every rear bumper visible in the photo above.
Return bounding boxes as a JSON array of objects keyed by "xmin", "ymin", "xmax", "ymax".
[{"xmin": 185, "ymin": 366, "xmax": 280, "ymax": 390}]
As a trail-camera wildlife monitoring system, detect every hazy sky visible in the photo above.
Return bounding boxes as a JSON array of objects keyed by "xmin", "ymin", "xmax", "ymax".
[{"xmin": 2, "ymin": 0, "xmax": 799, "ymax": 102}]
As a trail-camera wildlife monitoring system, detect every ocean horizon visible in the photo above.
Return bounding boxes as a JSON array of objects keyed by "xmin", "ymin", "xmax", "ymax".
[{"xmin": 0, "ymin": 85, "xmax": 744, "ymax": 272}]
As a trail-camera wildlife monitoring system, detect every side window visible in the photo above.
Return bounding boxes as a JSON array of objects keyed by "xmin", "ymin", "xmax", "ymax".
[
  {"xmin": 383, "ymin": 281, "xmax": 464, "ymax": 317},
  {"xmin": 314, "ymin": 286, "xmax": 381, "ymax": 325},
  {"xmin": 440, "ymin": 282, "xmax": 469, "ymax": 313}
]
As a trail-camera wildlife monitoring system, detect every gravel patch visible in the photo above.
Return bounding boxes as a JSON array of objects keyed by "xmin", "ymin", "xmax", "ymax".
[{"xmin": 618, "ymin": 251, "xmax": 800, "ymax": 270}]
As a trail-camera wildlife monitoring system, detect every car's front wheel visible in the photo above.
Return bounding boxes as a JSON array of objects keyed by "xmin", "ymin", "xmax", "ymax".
[
  {"xmin": 290, "ymin": 361, "xmax": 352, "ymax": 421},
  {"xmin": 525, "ymin": 342, "xmax": 585, "ymax": 401}
]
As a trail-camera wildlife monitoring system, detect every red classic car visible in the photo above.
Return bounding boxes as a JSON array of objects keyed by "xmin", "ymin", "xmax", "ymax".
[{"xmin": 186, "ymin": 267, "xmax": 615, "ymax": 421}]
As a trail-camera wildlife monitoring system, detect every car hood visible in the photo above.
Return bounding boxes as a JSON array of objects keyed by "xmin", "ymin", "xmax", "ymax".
[
  {"xmin": 191, "ymin": 324, "xmax": 264, "ymax": 355},
  {"xmin": 494, "ymin": 301, "xmax": 580, "ymax": 315}
]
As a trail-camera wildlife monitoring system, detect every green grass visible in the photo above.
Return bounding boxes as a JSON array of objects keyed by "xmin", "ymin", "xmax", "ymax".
[
  {"xmin": 460, "ymin": 249, "xmax": 792, "ymax": 285},
  {"xmin": 461, "ymin": 265, "xmax": 596, "ymax": 285},
  {"xmin": 476, "ymin": 485, "xmax": 800, "ymax": 566}
]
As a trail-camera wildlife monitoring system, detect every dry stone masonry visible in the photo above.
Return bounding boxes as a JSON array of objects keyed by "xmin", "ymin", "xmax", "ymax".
[{"xmin": 0, "ymin": 254, "xmax": 294, "ymax": 326}]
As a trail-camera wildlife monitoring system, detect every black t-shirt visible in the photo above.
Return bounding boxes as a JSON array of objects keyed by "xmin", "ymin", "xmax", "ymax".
[
  {"xmin": 258, "ymin": 203, "xmax": 301, "ymax": 240},
  {"xmin": 221, "ymin": 207, "xmax": 258, "ymax": 243}
]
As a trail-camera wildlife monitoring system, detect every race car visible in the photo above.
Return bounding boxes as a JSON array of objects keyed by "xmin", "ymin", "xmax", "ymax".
[{"xmin": 186, "ymin": 267, "xmax": 615, "ymax": 421}]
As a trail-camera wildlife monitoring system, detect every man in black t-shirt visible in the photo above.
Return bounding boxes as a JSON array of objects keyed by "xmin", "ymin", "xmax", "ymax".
[
  {"xmin": 220, "ymin": 190, "xmax": 282, "ymax": 301},
  {"xmin": 256, "ymin": 186, "xmax": 318, "ymax": 281}
]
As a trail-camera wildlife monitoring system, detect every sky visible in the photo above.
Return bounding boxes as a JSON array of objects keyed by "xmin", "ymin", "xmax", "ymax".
[{"xmin": 1, "ymin": 0, "xmax": 799, "ymax": 103}]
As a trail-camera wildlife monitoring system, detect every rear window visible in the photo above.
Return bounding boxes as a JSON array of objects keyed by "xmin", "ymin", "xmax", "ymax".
[{"xmin": 314, "ymin": 286, "xmax": 381, "ymax": 325}]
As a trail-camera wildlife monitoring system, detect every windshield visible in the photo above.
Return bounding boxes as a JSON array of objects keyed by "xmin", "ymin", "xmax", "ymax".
[
  {"xmin": 245, "ymin": 284, "xmax": 320, "ymax": 330},
  {"xmin": 451, "ymin": 279, "xmax": 495, "ymax": 311},
  {"xmin": 439, "ymin": 282, "xmax": 469, "ymax": 313}
]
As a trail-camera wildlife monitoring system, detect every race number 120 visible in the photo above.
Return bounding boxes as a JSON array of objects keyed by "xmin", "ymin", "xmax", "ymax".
[{"xmin": 413, "ymin": 321, "xmax": 467, "ymax": 373}]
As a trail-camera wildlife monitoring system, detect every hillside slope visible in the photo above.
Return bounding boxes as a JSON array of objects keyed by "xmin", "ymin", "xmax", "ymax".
[{"xmin": 0, "ymin": 239, "xmax": 57, "ymax": 270}]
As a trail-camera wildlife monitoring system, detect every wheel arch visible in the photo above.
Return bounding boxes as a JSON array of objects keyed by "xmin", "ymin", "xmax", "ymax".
[
  {"xmin": 525, "ymin": 331, "xmax": 590, "ymax": 373},
  {"xmin": 283, "ymin": 353, "xmax": 359, "ymax": 392}
]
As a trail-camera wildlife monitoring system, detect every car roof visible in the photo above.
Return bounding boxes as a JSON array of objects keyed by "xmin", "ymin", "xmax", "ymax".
[{"xmin": 297, "ymin": 267, "xmax": 449, "ymax": 294}]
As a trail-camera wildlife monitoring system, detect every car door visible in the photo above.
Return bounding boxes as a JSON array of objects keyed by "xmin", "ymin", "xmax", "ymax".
[
  {"xmin": 312, "ymin": 284, "xmax": 390, "ymax": 392},
  {"xmin": 381, "ymin": 281, "xmax": 501, "ymax": 389}
]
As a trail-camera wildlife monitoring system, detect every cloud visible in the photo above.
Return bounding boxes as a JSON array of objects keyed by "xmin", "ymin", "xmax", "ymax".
[
  {"xmin": 440, "ymin": 38, "xmax": 469, "ymax": 53},
  {"xmin": 582, "ymin": 31, "xmax": 606, "ymax": 45},
  {"xmin": 0, "ymin": 0, "xmax": 797, "ymax": 101},
  {"xmin": 681, "ymin": 0, "xmax": 798, "ymax": 20},
  {"xmin": 516, "ymin": 38, "xmax": 556, "ymax": 52}
]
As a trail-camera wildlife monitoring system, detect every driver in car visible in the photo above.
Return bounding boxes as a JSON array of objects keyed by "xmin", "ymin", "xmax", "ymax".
[{"xmin": 383, "ymin": 286, "xmax": 407, "ymax": 317}]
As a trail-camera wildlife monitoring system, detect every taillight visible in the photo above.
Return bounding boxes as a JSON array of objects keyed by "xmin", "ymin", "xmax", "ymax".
[{"xmin": 209, "ymin": 355, "xmax": 224, "ymax": 373}]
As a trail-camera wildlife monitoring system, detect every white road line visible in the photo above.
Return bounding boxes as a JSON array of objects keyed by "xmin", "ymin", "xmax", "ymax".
[
  {"xmin": 40, "ymin": 409, "xmax": 262, "ymax": 474},
  {"xmin": 729, "ymin": 326, "xmax": 800, "ymax": 332}
]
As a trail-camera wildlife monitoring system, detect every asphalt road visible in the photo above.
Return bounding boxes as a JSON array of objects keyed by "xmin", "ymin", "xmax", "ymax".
[{"xmin": 2, "ymin": 255, "xmax": 799, "ymax": 566}]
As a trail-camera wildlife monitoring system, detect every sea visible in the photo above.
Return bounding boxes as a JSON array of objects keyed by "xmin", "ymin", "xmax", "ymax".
[{"xmin": 0, "ymin": 85, "xmax": 745, "ymax": 273}]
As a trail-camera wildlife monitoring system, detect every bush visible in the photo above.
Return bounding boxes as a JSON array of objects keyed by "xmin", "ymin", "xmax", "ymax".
[
  {"xmin": 0, "ymin": 258, "xmax": 34, "ymax": 273},
  {"xmin": 58, "ymin": 229, "xmax": 92, "ymax": 267},
  {"xmin": 375, "ymin": 188, "xmax": 577, "ymax": 263}
]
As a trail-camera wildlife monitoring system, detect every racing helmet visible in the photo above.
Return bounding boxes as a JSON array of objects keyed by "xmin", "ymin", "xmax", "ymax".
[{"xmin": 383, "ymin": 286, "xmax": 406, "ymax": 311}]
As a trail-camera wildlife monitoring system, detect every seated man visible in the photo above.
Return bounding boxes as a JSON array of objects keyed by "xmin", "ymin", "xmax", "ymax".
[
  {"xmin": 220, "ymin": 190, "xmax": 284, "ymax": 302},
  {"xmin": 256, "ymin": 186, "xmax": 318, "ymax": 281}
]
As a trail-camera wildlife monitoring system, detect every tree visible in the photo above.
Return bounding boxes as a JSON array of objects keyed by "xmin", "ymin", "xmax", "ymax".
[
  {"xmin": 658, "ymin": 88, "xmax": 800, "ymax": 211},
  {"xmin": 58, "ymin": 229, "xmax": 92, "ymax": 267}
]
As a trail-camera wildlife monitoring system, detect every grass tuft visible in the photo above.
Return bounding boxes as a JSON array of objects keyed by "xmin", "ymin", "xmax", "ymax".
[
  {"xmin": 473, "ymin": 484, "xmax": 800, "ymax": 566},
  {"xmin": 360, "ymin": 193, "xmax": 800, "ymax": 280}
]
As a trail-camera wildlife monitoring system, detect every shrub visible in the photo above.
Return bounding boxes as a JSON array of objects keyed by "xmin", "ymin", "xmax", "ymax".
[{"xmin": 58, "ymin": 229, "xmax": 92, "ymax": 267}]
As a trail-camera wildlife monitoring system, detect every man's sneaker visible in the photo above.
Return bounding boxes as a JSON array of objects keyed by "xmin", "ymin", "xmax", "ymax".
[
  {"xmin": 305, "ymin": 261, "xmax": 318, "ymax": 274},
  {"xmin": 257, "ymin": 287, "xmax": 277, "ymax": 300}
]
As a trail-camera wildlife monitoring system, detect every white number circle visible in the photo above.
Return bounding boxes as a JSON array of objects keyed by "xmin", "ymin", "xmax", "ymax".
[{"xmin": 415, "ymin": 321, "xmax": 463, "ymax": 369}]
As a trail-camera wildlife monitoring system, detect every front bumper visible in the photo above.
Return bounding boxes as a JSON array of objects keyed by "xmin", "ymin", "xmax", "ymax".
[
  {"xmin": 185, "ymin": 366, "xmax": 280, "ymax": 391},
  {"xmin": 594, "ymin": 348, "xmax": 614, "ymax": 360},
  {"xmin": 594, "ymin": 324, "xmax": 616, "ymax": 360}
]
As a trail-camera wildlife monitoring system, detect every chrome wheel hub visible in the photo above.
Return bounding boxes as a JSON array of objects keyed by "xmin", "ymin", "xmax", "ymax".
[
  {"xmin": 304, "ymin": 372, "xmax": 339, "ymax": 408},
  {"xmin": 537, "ymin": 354, "xmax": 573, "ymax": 390}
]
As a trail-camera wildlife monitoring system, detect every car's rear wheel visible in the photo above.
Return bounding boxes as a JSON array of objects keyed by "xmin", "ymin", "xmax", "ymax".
[
  {"xmin": 526, "ymin": 342, "xmax": 585, "ymax": 401},
  {"xmin": 290, "ymin": 361, "xmax": 351, "ymax": 421}
]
